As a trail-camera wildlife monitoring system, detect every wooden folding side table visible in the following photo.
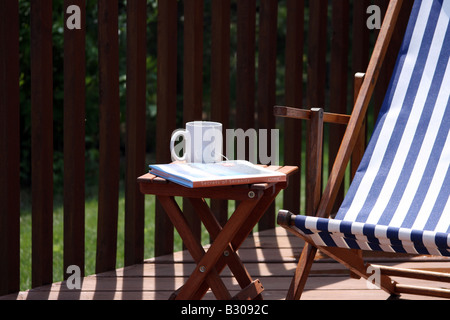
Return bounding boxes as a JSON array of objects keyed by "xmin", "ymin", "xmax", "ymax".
[{"xmin": 137, "ymin": 165, "xmax": 298, "ymax": 300}]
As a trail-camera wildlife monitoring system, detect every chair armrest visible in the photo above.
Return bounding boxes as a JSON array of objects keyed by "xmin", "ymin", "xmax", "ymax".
[{"xmin": 274, "ymin": 106, "xmax": 350, "ymax": 125}]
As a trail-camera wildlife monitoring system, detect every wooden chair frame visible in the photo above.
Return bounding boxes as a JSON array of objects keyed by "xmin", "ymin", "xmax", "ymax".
[{"xmin": 275, "ymin": 0, "xmax": 450, "ymax": 300}]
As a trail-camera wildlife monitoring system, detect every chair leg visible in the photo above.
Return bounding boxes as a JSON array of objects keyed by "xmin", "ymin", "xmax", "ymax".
[
  {"xmin": 286, "ymin": 243, "xmax": 317, "ymax": 300},
  {"xmin": 349, "ymin": 249, "xmax": 363, "ymax": 279},
  {"xmin": 318, "ymin": 246, "xmax": 399, "ymax": 296}
]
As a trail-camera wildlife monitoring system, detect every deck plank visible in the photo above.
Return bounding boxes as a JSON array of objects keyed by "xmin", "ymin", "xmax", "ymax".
[{"xmin": 2, "ymin": 227, "xmax": 449, "ymax": 300}]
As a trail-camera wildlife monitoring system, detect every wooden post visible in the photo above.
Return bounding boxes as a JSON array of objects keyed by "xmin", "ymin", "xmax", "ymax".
[
  {"xmin": 306, "ymin": 109, "xmax": 324, "ymax": 216},
  {"xmin": 63, "ymin": 0, "xmax": 86, "ymax": 278},
  {"xmin": 306, "ymin": 0, "xmax": 327, "ymax": 110},
  {"xmin": 210, "ymin": 0, "xmax": 231, "ymax": 227},
  {"xmin": 351, "ymin": 73, "xmax": 366, "ymax": 179},
  {"xmin": 125, "ymin": 0, "xmax": 147, "ymax": 267},
  {"xmin": 155, "ymin": 0, "xmax": 177, "ymax": 256},
  {"xmin": 349, "ymin": 72, "xmax": 365, "ymax": 280},
  {"xmin": 283, "ymin": 0, "xmax": 304, "ymax": 215},
  {"xmin": 236, "ymin": 0, "xmax": 256, "ymax": 132},
  {"xmin": 329, "ymin": 0, "xmax": 349, "ymax": 214},
  {"xmin": 183, "ymin": 0, "xmax": 204, "ymax": 246},
  {"xmin": 96, "ymin": 0, "xmax": 120, "ymax": 274},
  {"xmin": 0, "ymin": 0, "xmax": 20, "ymax": 295},
  {"xmin": 305, "ymin": 0, "xmax": 327, "ymax": 217},
  {"xmin": 257, "ymin": 0, "xmax": 278, "ymax": 230},
  {"xmin": 31, "ymin": 0, "xmax": 54, "ymax": 288}
]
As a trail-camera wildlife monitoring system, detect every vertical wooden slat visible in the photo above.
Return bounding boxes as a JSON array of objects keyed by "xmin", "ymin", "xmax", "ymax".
[
  {"xmin": 306, "ymin": 109, "xmax": 324, "ymax": 217},
  {"xmin": 305, "ymin": 0, "xmax": 327, "ymax": 216},
  {"xmin": 349, "ymin": 74, "xmax": 367, "ymax": 282},
  {"xmin": 155, "ymin": 0, "xmax": 177, "ymax": 257},
  {"xmin": 210, "ymin": 0, "xmax": 231, "ymax": 227},
  {"xmin": 306, "ymin": 0, "xmax": 327, "ymax": 109},
  {"xmin": 183, "ymin": 0, "xmax": 204, "ymax": 244},
  {"xmin": 125, "ymin": 0, "xmax": 147, "ymax": 267},
  {"xmin": 31, "ymin": 0, "xmax": 54, "ymax": 288},
  {"xmin": 0, "ymin": 0, "xmax": 20, "ymax": 295},
  {"xmin": 351, "ymin": 73, "xmax": 366, "ymax": 179},
  {"xmin": 373, "ymin": 0, "xmax": 389, "ymax": 121},
  {"xmin": 236, "ymin": 0, "xmax": 256, "ymax": 132},
  {"xmin": 96, "ymin": 0, "xmax": 120, "ymax": 274},
  {"xmin": 283, "ymin": 0, "xmax": 304, "ymax": 215},
  {"xmin": 257, "ymin": 0, "xmax": 278, "ymax": 231},
  {"xmin": 257, "ymin": 0, "xmax": 278, "ymax": 134},
  {"xmin": 351, "ymin": 0, "xmax": 370, "ymax": 158},
  {"xmin": 235, "ymin": 0, "xmax": 256, "ymax": 230},
  {"xmin": 210, "ymin": 0, "xmax": 230, "ymax": 128},
  {"xmin": 352, "ymin": 0, "xmax": 370, "ymax": 90},
  {"xmin": 183, "ymin": 0, "xmax": 204, "ymax": 123},
  {"xmin": 328, "ymin": 0, "xmax": 349, "ymax": 214},
  {"xmin": 63, "ymin": 0, "xmax": 86, "ymax": 278}
]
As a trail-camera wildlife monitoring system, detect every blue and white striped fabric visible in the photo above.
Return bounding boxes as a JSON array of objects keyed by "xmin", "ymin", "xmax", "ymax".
[{"xmin": 292, "ymin": 0, "xmax": 450, "ymax": 257}]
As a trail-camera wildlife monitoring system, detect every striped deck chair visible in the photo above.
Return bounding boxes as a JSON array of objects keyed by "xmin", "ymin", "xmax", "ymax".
[{"xmin": 276, "ymin": 0, "xmax": 450, "ymax": 299}]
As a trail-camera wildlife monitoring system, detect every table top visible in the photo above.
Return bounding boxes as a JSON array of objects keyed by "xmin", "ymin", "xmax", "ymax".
[{"xmin": 137, "ymin": 165, "xmax": 298, "ymax": 200}]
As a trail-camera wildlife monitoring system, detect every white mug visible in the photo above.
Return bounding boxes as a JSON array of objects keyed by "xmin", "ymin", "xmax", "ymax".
[{"xmin": 170, "ymin": 121, "xmax": 223, "ymax": 163}]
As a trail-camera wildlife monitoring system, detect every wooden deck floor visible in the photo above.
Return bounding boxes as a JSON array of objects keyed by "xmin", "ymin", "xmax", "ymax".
[{"xmin": 3, "ymin": 227, "xmax": 450, "ymax": 300}]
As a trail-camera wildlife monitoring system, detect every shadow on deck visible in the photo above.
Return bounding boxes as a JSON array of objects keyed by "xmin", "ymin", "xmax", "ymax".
[{"xmin": 3, "ymin": 228, "xmax": 450, "ymax": 300}]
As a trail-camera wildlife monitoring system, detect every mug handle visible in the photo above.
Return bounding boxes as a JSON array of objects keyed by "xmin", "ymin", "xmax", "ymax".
[{"xmin": 170, "ymin": 129, "xmax": 189, "ymax": 162}]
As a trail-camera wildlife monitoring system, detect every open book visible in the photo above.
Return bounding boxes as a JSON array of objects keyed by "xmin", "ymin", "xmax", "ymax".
[{"xmin": 149, "ymin": 160, "xmax": 286, "ymax": 188}]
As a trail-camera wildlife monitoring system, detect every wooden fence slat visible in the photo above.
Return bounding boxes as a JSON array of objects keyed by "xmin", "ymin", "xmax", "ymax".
[
  {"xmin": 307, "ymin": 109, "xmax": 324, "ymax": 217},
  {"xmin": 0, "ymin": 0, "xmax": 20, "ymax": 296},
  {"xmin": 182, "ymin": 0, "xmax": 205, "ymax": 245},
  {"xmin": 257, "ymin": 0, "xmax": 278, "ymax": 133},
  {"xmin": 63, "ymin": 0, "xmax": 86, "ymax": 278},
  {"xmin": 210, "ymin": 0, "xmax": 230, "ymax": 128},
  {"xmin": 329, "ymin": 0, "xmax": 350, "ymax": 214},
  {"xmin": 257, "ymin": 0, "xmax": 278, "ymax": 231},
  {"xmin": 96, "ymin": 0, "xmax": 120, "ymax": 274},
  {"xmin": 351, "ymin": 73, "xmax": 366, "ymax": 179},
  {"xmin": 234, "ymin": 0, "xmax": 256, "ymax": 233},
  {"xmin": 210, "ymin": 0, "xmax": 231, "ymax": 227},
  {"xmin": 31, "ymin": 0, "xmax": 54, "ymax": 288},
  {"xmin": 306, "ymin": 0, "xmax": 327, "ymax": 109},
  {"xmin": 283, "ymin": 0, "xmax": 304, "ymax": 215},
  {"xmin": 351, "ymin": 0, "xmax": 371, "ymax": 162},
  {"xmin": 352, "ymin": 0, "xmax": 371, "ymax": 93},
  {"xmin": 373, "ymin": 0, "xmax": 389, "ymax": 123},
  {"xmin": 236, "ymin": 0, "xmax": 256, "ymax": 132},
  {"xmin": 125, "ymin": 0, "xmax": 147, "ymax": 267},
  {"xmin": 155, "ymin": 0, "xmax": 178, "ymax": 257},
  {"xmin": 305, "ymin": 0, "xmax": 328, "ymax": 216},
  {"xmin": 183, "ymin": 0, "xmax": 204, "ymax": 123}
]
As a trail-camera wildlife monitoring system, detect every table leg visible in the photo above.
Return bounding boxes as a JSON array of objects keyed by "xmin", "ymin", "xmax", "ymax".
[
  {"xmin": 175, "ymin": 196, "xmax": 260, "ymax": 300},
  {"xmin": 232, "ymin": 185, "xmax": 283, "ymax": 249},
  {"xmin": 157, "ymin": 195, "xmax": 232, "ymax": 300},
  {"xmin": 188, "ymin": 198, "xmax": 257, "ymax": 293},
  {"xmin": 186, "ymin": 185, "xmax": 283, "ymax": 300}
]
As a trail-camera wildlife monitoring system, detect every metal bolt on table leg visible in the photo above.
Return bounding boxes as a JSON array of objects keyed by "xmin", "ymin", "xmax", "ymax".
[
  {"xmin": 248, "ymin": 191, "xmax": 255, "ymax": 199},
  {"xmin": 199, "ymin": 266, "xmax": 206, "ymax": 273}
]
